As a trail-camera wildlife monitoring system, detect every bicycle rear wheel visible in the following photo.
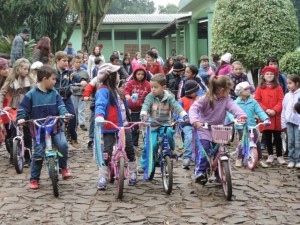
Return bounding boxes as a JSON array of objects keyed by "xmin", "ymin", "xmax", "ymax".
[
  {"xmin": 117, "ymin": 157, "xmax": 125, "ymax": 199},
  {"xmin": 48, "ymin": 157, "xmax": 59, "ymax": 197},
  {"xmin": 13, "ymin": 139, "xmax": 23, "ymax": 174},
  {"xmin": 247, "ymin": 147, "xmax": 258, "ymax": 170},
  {"xmin": 218, "ymin": 160, "xmax": 232, "ymax": 201},
  {"xmin": 162, "ymin": 155, "xmax": 173, "ymax": 194}
]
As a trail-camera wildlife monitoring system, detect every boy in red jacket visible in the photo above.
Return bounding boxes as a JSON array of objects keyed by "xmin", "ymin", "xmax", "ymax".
[{"xmin": 124, "ymin": 65, "xmax": 151, "ymax": 148}]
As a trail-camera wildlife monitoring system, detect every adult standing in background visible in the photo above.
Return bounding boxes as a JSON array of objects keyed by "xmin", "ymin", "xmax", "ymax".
[
  {"xmin": 87, "ymin": 45, "xmax": 105, "ymax": 78},
  {"xmin": 32, "ymin": 36, "xmax": 51, "ymax": 64},
  {"xmin": 151, "ymin": 47, "xmax": 164, "ymax": 67},
  {"xmin": 10, "ymin": 28, "xmax": 30, "ymax": 67},
  {"xmin": 64, "ymin": 42, "xmax": 76, "ymax": 56}
]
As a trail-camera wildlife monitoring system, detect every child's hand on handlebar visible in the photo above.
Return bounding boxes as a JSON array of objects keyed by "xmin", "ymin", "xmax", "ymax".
[
  {"xmin": 83, "ymin": 97, "xmax": 90, "ymax": 101},
  {"xmin": 264, "ymin": 119, "xmax": 271, "ymax": 126},
  {"xmin": 95, "ymin": 116, "xmax": 105, "ymax": 124},
  {"xmin": 17, "ymin": 119, "xmax": 25, "ymax": 125},
  {"xmin": 80, "ymin": 81, "xmax": 88, "ymax": 87},
  {"xmin": 3, "ymin": 106, "xmax": 11, "ymax": 111},
  {"xmin": 183, "ymin": 115, "xmax": 189, "ymax": 123},
  {"xmin": 64, "ymin": 113, "xmax": 73, "ymax": 122},
  {"xmin": 140, "ymin": 114, "xmax": 148, "ymax": 121},
  {"xmin": 193, "ymin": 122, "xmax": 202, "ymax": 129}
]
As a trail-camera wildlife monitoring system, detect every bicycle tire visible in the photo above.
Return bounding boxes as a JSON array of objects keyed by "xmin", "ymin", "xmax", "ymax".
[
  {"xmin": 219, "ymin": 160, "xmax": 232, "ymax": 201},
  {"xmin": 48, "ymin": 157, "xmax": 59, "ymax": 197},
  {"xmin": 148, "ymin": 166, "xmax": 155, "ymax": 181},
  {"xmin": 117, "ymin": 157, "xmax": 125, "ymax": 199},
  {"xmin": 162, "ymin": 155, "xmax": 173, "ymax": 194},
  {"xmin": 247, "ymin": 147, "xmax": 258, "ymax": 170},
  {"xmin": 13, "ymin": 139, "xmax": 23, "ymax": 174}
]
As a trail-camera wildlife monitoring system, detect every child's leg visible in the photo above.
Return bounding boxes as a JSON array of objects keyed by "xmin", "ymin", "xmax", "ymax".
[
  {"xmin": 264, "ymin": 130, "xmax": 273, "ymax": 155},
  {"xmin": 140, "ymin": 129, "xmax": 158, "ymax": 169},
  {"xmin": 294, "ymin": 124, "xmax": 300, "ymax": 165},
  {"xmin": 63, "ymin": 98, "xmax": 78, "ymax": 141},
  {"xmin": 78, "ymin": 97, "xmax": 87, "ymax": 126},
  {"xmin": 165, "ymin": 127, "xmax": 175, "ymax": 150},
  {"xmin": 23, "ymin": 126, "xmax": 32, "ymax": 162},
  {"xmin": 30, "ymin": 139, "xmax": 46, "ymax": 181},
  {"xmin": 130, "ymin": 112, "xmax": 140, "ymax": 147},
  {"xmin": 236, "ymin": 129, "xmax": 243, "ymax": 159},
  {"xmin": 182, "ymin": 125, "xmax": 193, "ymax": 160},
  {"xmin": 273, "ymin": 130, "xmax": 282, "ymax": 157},
  {"xmin": 124, "ymin": 129, "xmax": 135, "ymax": 162},
  {"xmin": 71, "ymin": 95, "xmax": 79, "ymax": 123},
  {"xmin": 287, "ymin": 123, "xmax": 295, "ymax": 163},
  {"xmin": 195, "ymin": 139, "xmax": 212, "ymax": 179},
  {"xmin": 52, "ymin": 132, "xmax": 69, "ymax": 169},
  {"xmin": 88, "ymin": 109, "xmax": 95, "ymax": 141},
  {"xmin": 103, "ymin": 133, "xmax": 116, "ymax": 165}
]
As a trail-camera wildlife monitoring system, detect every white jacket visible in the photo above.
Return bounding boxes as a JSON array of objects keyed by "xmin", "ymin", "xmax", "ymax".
[{"xmin": 281, "ymin": 88, "xmax": 300, "ymax": 129}]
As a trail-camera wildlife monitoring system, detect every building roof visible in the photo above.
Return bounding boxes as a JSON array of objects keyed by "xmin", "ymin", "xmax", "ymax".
[{"xmin": 103, "ymin": 14, "xmax": 190, "ymax": 24}]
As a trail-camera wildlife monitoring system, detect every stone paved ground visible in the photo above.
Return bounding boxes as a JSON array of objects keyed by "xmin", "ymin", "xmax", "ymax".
[{"xmin": 1, "ymin": 115, "xmax": 300, "ymax": 224}]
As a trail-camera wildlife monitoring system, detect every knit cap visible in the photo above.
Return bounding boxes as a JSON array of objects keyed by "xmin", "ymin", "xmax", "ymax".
[
  {"xmin": 185, "ymin": 80, "xmax": 200, "ymax": 95},
  {"xmin": 173, "ymin": 62, "xmax": 185, "ymax": 72},
  {"xmin": 235, "ymin": 81, "xmax": 250, "ymax": 96},
  {"xmin": 220, "ymin": 53, "xmax": 232, "ymax": 64},
  {"xmin": 261, "ymin": 66, "xmax": 279, "ymax": 76},
  {"xmin": 97, "ymin": 63, "xmax": 120, "ymax": 82},
  {"xmin": 0, "ymin": 58, "xmax": 8, "ymax": 69},
  {"xmin": 31, "ymin": 61, "xmax": 43, "ymax": 70}
]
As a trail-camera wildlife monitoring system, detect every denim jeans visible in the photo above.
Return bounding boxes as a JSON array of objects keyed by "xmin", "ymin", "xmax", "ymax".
[
  {"xmin": 71, "ymin": 95, "xmax": 86, "ymax": 126},
  {"xmin": 194, "ymin": 139, "xmax": 217, "ymax": 174},
  {"xmin": 130, "ymin": 112, "xmax": 140, "ymax": 147},
  {"xmin": 30, "ymin": 131, "xmax": 68, "ymax": 180},
  {"xmin": 63, "ymin": 97, "xmax": 77, "ymax": 140},
  {"xmin": 89, "ymin": 109, "xmax": 95, "ymax": 140},
  {"xmin": 140, "ymin": 126, "xmax": 175, "ymax": 169},
  {"xmin": 182, "ymin": 125, "xmax": 193, "ymax": 160},
  {"xmin": 287, "ymin": 123, "xmax": 300, "ymax": 163}
]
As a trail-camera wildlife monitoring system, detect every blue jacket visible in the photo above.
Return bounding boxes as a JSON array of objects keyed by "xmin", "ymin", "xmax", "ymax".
[
  {"xmin": 279, "ymin": 72, "xmax": 288, "ymax": 94},
  {"xmin": 281, "ymin": 88, "xmax": 300, "ymax": 128},
  {"xmin": 198, "ymin": 63, "xmax": 216, "ymax": 86},
  {"xmin": 234, "ymin": 96, "xmax": 268, "ymax": 129}
]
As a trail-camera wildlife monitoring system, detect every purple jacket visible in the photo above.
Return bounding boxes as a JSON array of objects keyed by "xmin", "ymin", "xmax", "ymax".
[
  {"xmin": 217, "ymin": 64, "xmax": 232, "ymax": 76},
  {"xmin": 189, "ymin": 94, "xmax": 246, "ymax": 141}
]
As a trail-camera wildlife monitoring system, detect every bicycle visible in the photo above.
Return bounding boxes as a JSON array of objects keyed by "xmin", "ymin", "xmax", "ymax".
[
  {"xmin": 195, "ymin": 123, "xmax": 234, "ymax": 201},
  {"xmin": 142, "ymin": 119, "xmax": 181, "ymax": 195},
  {"xmin": 95, "ymin": 120, "xmax": 148, "ymax": 199},
  {"xmin": 31, "ymin": 115, "xmax": 72, "ymax": 197}
]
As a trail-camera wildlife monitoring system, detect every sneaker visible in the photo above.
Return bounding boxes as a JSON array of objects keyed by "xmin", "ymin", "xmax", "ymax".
[
  {"xmin": 87, "ymin": 140, "xmax": 93, "ymax": 150},
  {"xmin": 266, "ymin": 155, "xmax": 274, "ymax": 164},
  {"xmin": 97, "ymin": 176, "xmax": 107, "ymax": 190},
  {"xmin": 287, "ymin": 162, "xmax": 295, "ymax": 168},
  {"xmin": 235, "ymin": 159, "xmax": 242, "ymax": 167},
  {"xmin": 61, "ymin": 168, "xmax": 72, "ymax": 179},
  {"xmin": 258, "ymin": 160, "xmax": 269, "ymax": 168},
  {"xmin": 71, "ymin": 139, "xmax": 80, "ymax": 149},
  {"xmin": 261, "ymin": 143, "xmax": 266, "ymax": 150},
  {"xmin": 80, "ymin": 124, "xmax": 88, "ymax": 131},
  {"xmin": 128, "ymin": 172, "xmax": 137, "ymax": 186},
  {"xmin": 277, "ymin": 156, "xmax": 286, "ymax": 165},
  {"xmin": 195, "ymin": 172, "xmax": 207, "ymax": 183},
  {"xmin": 137, "ymin": 167, "xmax": 144, "ymax": 174},
  {"xmin": 182, "ymin": 158, "xmax": 190, "ymax": 169},
  {"xmin": 295, "ymin": 162, "xmax": 300, "ymax": 168},
  {"xmin": 30, "ymin": 179, "xmax": 39, "ymax": 189}
]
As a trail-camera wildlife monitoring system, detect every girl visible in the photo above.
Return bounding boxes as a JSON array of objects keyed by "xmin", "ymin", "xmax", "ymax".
[
  {"xmin": 233, "ymin": 82, "xmax": 269, "ymax": 168},
  {"xmin": 122, "ymin": 56, "xmax": 133, "ymax": 75},
  {"xmin": 131, "ymin": 52, "xmax": 141, "ymax": 71},
  {"xmin": 32, "ymin": 36, "xmax": 51, "ymax": 64},
  {"xmin": 124, "ymin": 65, "xmax": 151, "ymax": 148},
  {"xmin": 198, "ymin": 55, "xmax": 216, "ymax": 86},
  {"xmin": 94, "ymin": 63, "xmax": 137, "ymax": 190},
  {"xmin": 87, "ymin": 45, "xmax": 105, "ymax": 78},
  {"xmin": 163, "ymin": 56, "xmax": 174, "ymax": 75},
  {"xmin": 0, "ymin": 58, "xmax": 35, "ymax": 166},
  {"xmin": 189, "ymin": 75, "xmax": 246, "ymax": 182},
  {"xmin": 254, "ymin": 66, "xmax": 285, "ymax": 165},
  {"xmin": 215, "ymin": 52, "xmax": 232, "ymax": 76},
  {"xmin": 281, "ymin": 74, "xmax": 300, "ymax": 168},
  {"xmin": 228, "ymin": 61, "xmax": 255, "ymax": 100},
  {"xmin": 145, "ymin": 50, "xmax": 163, "ymax": 75}
]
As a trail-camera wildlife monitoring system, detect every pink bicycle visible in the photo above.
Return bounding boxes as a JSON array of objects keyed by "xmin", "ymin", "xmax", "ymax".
[{"xmin": 95, "ymin": 120, "xmax": 148, "ymax": 199}]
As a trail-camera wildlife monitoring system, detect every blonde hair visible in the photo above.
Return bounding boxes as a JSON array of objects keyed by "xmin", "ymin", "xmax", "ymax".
[
  {"xmin": 232, "ymin": 61, "xmax": 243, "ymax": 69},
  {"xmin": 208, "ymin": 75, "xmax": 233, "ymax": 109}
]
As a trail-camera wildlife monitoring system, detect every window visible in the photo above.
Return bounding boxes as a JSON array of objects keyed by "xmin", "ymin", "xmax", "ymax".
[
  {"xmin": 98, "ymin": 32, "xmax": 111, "ymax": 40},
  {"xmin": 141, "ymin": 31, "xmax": 156, "ymax": 39},
  {"xmin": 115, "ymin": 31, "xmax": 137, "ymax": 40},
  {"xmin": 198, "ymin": 21, "xmax": 208, "ymax": 39}
]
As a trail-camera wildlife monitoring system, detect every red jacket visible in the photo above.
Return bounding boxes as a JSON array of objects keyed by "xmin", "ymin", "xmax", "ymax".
[
  {"xmin": 254, "ymin": 85, "xmax": 284, "ymax": 131},
  {"xmin": 124, "ymin": 65, "xmax": 151, "ymax": 112},
  {"xmin": 146, "ymin": 61, "xmax": 163, "ymax": 75}
]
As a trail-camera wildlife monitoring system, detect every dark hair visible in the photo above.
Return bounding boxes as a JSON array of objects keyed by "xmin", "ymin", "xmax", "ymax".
[
  {"xmin": 211, "ymin": 53, "xmax": 220, "ymax": 64},
  {"xmin": 0, "ymin": 53, "xmax": 10, "ymax": 60},
  {"xmin": 55, "ymin": 51, "xmax": 68, "ymax": 61},
  {"xmin": 37, "ymin": 65, "xmax": 56, "ymax": 82},
  {"xmin": 124, "ymin": 52, "xmax": 130, "ymax": 57},
  {"xmin": 267, "ymin": 56, "xmax": 279, "ymax": 66},
  {"xmin": 34, "ymin": 36, "xmax": 51, "ymax": 59},
  {"xmin": 92, "ymin": 46, "xmax": 101, "ymax": 57},
  {"xmin": 67, "ymin": 55, "xmax": 74, "ymax": 64},
  {"xmin": 287, "ymin": 74, "xmax": 300, "ymax": 88},
  {"xmin": 215, "ymin": 61, "xmax": 229, "ymax": 76},
  {"xmin": 122, "ymin": 56, "xmax": 131, "ymax": 66},
  {"xmin": 74, "ymin": 55, "xmax": 83, "ymax": 62},
  {"xmin": 208, "ymin": 75, "xmax": 233, "ymax": 109},
  {"xmin": 110, "ymin": 54, "xmax": 119, "ymax": 62},
  {"xmin": 187, "ymin": 65, "xmax": 198, "ymax": 77},
  {"xmin": 175, "ymin": 55, "xmax": 186, "ymax": 63},
  {"xmin": 163, "ymin": 56, "xmax": 174, "ymax": 72},
  {"xmin": 150, "ymin": 73, "xmax": 166, "ymax": 86},
  {"xmin": 146, "ymin": 50, "xmax": 157, "ymax": 59},
  {"xmin": 94, "ymin": 57, "xmax": 102, "ymax": 65},
  {"xmin": 102, "ymin": 71, "xmax": 124, "ymax": 106},
  {"xmin": 294, "ymin": 101, "xmax": 300, "ymax": 114}
]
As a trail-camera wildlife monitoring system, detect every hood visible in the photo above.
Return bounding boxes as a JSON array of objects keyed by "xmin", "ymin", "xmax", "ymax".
[{"xmin": 132, "ymin": 65, "xmax": 147, "ymax": 82}]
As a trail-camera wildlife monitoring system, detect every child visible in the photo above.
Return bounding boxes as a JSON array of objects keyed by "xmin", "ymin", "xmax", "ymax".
[
  {"xmin": 71, "ymin": 56, "xmax": 90, "ymax": 131},
  {"xmin": 123, "ymin": 56, "xmax": 133, "ymax": 75},
  {"xmin": 215, "ymin": 52, "xmax": 232, "ymax": 76},
  {"xmin": 189, "ymin": 75, "xmax": 246, "ymax": 182},
  {"xmin": 166, "ymin": 62, "xmax": 185, "ymax": 100},
  {"xmin": 95, "ymin": 63, "xmax": 137, "ymax": 190},
  {"xmin": 254, "ymin": 66, "xmax": 285, "ymax": 165},
  {"xmin": 228, "ymin": 61, "xmax": 255, "ymax": 100},
  {"xmin": 54, "ymin": 51, "xmax": 87, "ymax": 148},
  {"xmin": 281, "ymin": 74, "xmax": 300, "ymax": 168},
  {"xmin": 0, "ymin": 58, "xmax": 35, "ymax": 165},
  {"xmin": 124, "ymin": 65, "xmax": 151, "ymax": 148},
  {"xmin": 92, "ymin": 57, "xmax": 102, "ymax": 79},
  {"xmin": 198, "ymin": 55, "xmax": 216, "ymax": 86},
  {"xmin": 267, "ymin": 56, "xmax": 288, "ymax": 94},
  {"xmin": 233, "ymin": 82, "xmax": 270, "ymax": 168},
  {"xmin": 145, "ymin": 50, "xmax": 164, "ymax": 75},
  {"xmin": 139, "ymin": 74, "xmax": 188, "ymax": 173},
  {"xmin": 17, "ymin": 65, "xmax": 72, "ymax": 189},
  {"xmin": 177, "ymin": 80, "xmax": 200, "ymax": 169},
  {"xmin": 179, "ymin": 65, "xmax": 207, "ymax": 98},
  {"xmin": 163, "ymin": 56, "xmax": 174, "ymax": 75}
]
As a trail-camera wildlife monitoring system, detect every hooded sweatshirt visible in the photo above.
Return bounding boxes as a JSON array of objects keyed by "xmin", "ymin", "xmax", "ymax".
[
  {"xmin": 281, "ymin": 88, "xmax": 300, "ymax": 129},
  {"xmin": 124, "ymin": 65, "xmax": 151, "ymax": 112}
]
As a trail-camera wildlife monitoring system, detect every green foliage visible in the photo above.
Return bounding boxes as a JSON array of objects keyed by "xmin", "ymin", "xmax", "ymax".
[
  {"xmin": 158, "ymin": 4, "xmax": 179, "ymax": 14},
  {"xmin": 212, "ymin": 0, "xmax": 299, "ymax": 71},
  {"xmin": 24, "ymin": 39, "xmax": 37, "ymax": 63},
  {"xmin": 108, "ymin": 0, "xmax": 155, "ymax": 14},
  {"xmin": 280, "ymin": 50, "xmax": 300, "ymax": 75}
]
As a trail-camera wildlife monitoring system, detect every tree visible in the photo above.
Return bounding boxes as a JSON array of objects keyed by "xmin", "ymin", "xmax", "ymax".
[
  {"xmin": 280, "ymin": 50, "xmax": 300, "ymax": 75},
  {"xmin": 107, "ymin": 0, "xmax": 155, "ymax": 14},
  {"xmin": 211, "ymin": 0, "xmax": 299, "ymax": 85},
  {"xmin": 158, "ymin": 4, "xmax": 179, "ymax": 14},
  {"xmin": 70, "ymin": 0, "xmax": 112, "ymax": 52}
]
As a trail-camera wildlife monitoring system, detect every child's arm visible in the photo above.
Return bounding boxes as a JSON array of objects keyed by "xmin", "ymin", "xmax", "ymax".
[
  {"xmin": 271, "ymin": 87, "xmax": 284, "ymax": 115},
  {"xmin": 254, "ymin": 100, "xmax": 269, "ymax": 122},
  {"xmin": 226, "ymin": 98, "xmax": 247, "ymax": 120},
  {"xmin": 95, "ymin": 88, "xmax": 109, "ymax": 118},
  {"xmin": 0, "ymin": 81, "xmax": 10, "ymax": 109},
  {"xmin": 189, "ymin": 97, "xmax": 204, "ymax": 126},
  {"xmin": 140, "ymin": 94, "xmax": 153, "ymax": 119},
  {"xmin": 254, "ymin": 88, "xmax": 268, "ymax": 111},
  {"xmin": 281, "ymin": 95, "xmax": 287, "ymax": 129},
  {"xmin": 169, "ymin": 95, "xmax": 187, "ymax": 118},
  {"xmin": 124, "ymin": 81, "xmax": 133, "ymax": 99},
  {"xmin": 17, "ymin": 93, "xmax": 32, "ymax": 122},
  {"xmin": 173, "ymin": 99, "xmax": 183, "ymax": 121}
]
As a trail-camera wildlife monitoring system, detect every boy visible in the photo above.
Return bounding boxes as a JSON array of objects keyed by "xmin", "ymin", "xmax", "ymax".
[
  {"xmin": 198, "ymin": 55, "xmax": 216, "ymax": 86},
  {"xmin": 166, "ymin": 62, "xmax": 185, "ymax": 100},
  {"xmin": 17, "ymin": 65, "xmax": 73, "ymax": 189},
  {"xmin": 139, "ymin": 74, "xmax": 188, "ymax": 173},
  {"xmin": 54, "ymin": 51, "xmax": 87, "ymax": 148},
  {"xmin": 71, "ymin": 56, "xmax": 90, "ymax": 131},
  {"xmin": 176, "ymin": 80, "xmax": 200, "ymax": 169},
  {"xmin": 92, "ymin": 57, "xmax": 102, "ymax": 78}
]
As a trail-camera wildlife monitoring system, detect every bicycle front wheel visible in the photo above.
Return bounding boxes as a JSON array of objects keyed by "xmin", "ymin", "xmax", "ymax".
[
  {"xmin": 48, "ymin": 157, "xmax": 59, "ymax": 197},
  {"xmin": 162, "ymin": 155, "xmax": 173, "ymax": 194},
  {"xmin": 218, "ymin": 160, "xmax": 232, "ymax": 201},
  {"xmin": 117, "ymin": 157, "xmax": 125, "ymax": 199},
  {"xmin": 13, "ymin": 139, "xmax": 23, "ymax": 174},
  {"xmin": 247, "ymin": 147, "xmax": 258, "ymax": 170}
]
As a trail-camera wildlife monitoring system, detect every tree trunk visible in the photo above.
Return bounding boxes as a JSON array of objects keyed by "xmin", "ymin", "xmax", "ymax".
[{"xmin": 251, "ymin": 68, "xmax": 259, "ymax": 87}]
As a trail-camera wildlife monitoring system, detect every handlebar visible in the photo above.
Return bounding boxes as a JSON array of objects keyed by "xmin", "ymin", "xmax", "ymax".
[
  {"xmin": 31, "ymin": 115, "xmax": 73, "ymax": 128},
  {"xmin": 96, "ymin": 120, "xmax": 150, "ymax": 130},
  {"xmin": 248, "ymin": 121, "xmax": 270, "ymax": 130},
  {"xmin": 142, "ymin": 119, "xmax": 183, "ymax": 127}
]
